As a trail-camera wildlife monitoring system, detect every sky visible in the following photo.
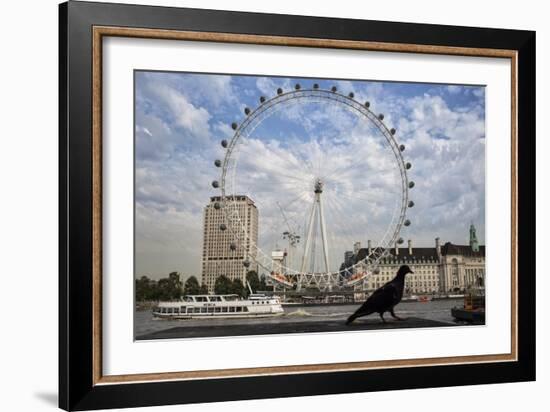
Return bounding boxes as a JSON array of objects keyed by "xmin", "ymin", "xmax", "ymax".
[{"xmin": 135, "ymin": 71, "xmax": 486, "ymax": 280}]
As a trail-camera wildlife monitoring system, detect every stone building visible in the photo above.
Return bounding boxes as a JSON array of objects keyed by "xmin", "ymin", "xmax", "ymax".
[
  {"xmin": 349, "ymin": 224, "xmax": 485, "ymax": 295},
  {"xmin": 438, "ymin": 224, "xmax": 485, "ymax": 292}
]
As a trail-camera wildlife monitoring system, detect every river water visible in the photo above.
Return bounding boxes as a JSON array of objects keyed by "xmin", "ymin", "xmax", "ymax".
[{"xmin": 135, "ymin": 298, "xmax": 465, "ymax": 338}]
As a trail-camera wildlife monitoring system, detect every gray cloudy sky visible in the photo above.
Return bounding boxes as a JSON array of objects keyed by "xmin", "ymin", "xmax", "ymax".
[{"xmin": 135, "ymin": 72, "xmax": 485, "ymax": 280}]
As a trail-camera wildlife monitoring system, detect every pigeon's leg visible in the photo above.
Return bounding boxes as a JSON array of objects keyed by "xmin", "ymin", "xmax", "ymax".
[
  {"xmin": 345, "ymin": 314, "xmax": 358, "ymax": 325},
  {"xmin": 379, "ymin": 313, "xmax": 387, "ymax": 324},
  {"xmin": 390, "ymin": 307, "xmax": 405, "ymax": 321}
]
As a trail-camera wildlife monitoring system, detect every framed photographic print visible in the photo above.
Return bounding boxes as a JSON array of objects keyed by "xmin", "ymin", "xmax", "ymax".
[{"xmin": 59, "ymin": 1, "xmax": 535, "ymax": 410}]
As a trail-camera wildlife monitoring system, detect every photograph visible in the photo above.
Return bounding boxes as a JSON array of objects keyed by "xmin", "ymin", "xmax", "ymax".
[{"xmin": 133, "ymin": 71, "xmax": 487, "ymax": 341}]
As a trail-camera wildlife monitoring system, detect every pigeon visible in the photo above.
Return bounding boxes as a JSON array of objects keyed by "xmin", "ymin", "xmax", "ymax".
[{"xmin": 346, "ymin": 265, "xmax": 414, "ymax": 325}]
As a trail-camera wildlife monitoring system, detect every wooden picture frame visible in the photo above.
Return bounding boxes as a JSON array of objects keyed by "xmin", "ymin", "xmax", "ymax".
[{"xmin": 59, "ymin": 1, "xmax": 535, "ymax": 410}]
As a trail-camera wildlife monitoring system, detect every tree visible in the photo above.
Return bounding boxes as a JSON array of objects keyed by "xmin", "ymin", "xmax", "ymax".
[
  {"xmin": 246, "ymin": 270, "xmax": 260, "ymax": 293},
  {"xmin": 156, "ymin": 278, "xmax": 172, "ymax": 300},
  {"xmin": 168, "ymin": 271, "xmax": 183, "ymax": 292},
  {"xmin": 136, "ymin": 275, "xmax": 158, "ymax": 301},
  {"xmin": 156, "ymin": 272, "xmax": 182, "ymax": 300},
  {"xmin": 231, "ymin": 278, "xmax": 246, "ymax": 297},
  {"xmin": 259, "ymin": 276, "xmax": 268, "ymax": 291},
  {"xmin": 183, "ymin": 276, "xmax": 200, "ymax": 296},
  {"xmin": 199, "ymin": 283, "xmax": 209, "ymax": 294},
  {"xmin": 214, "ymin": 275, "xmax": 232, "ymax": 295},
  {"xmin": 135, "ymin": 272, "xmax": 183, "ymax": 302}
]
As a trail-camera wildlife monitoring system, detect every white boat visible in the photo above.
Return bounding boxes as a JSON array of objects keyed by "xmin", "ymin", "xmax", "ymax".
[{"xmin": 153, "ymin": 293, "xmax": 284, "ymax": 319}]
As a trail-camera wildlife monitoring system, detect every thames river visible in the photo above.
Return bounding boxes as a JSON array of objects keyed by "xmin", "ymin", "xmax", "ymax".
[{"xmin": 135, "ymin": 298, "xmax": 470, "ymax": 340}]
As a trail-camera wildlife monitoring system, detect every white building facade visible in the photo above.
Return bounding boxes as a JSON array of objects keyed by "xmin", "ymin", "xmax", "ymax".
[{"xmin": 352, "ymin": 225, "xmax": 485, "ymax": 295}]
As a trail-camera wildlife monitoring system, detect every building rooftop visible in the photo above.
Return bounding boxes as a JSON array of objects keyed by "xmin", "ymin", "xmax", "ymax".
[
  {"xmin": 353, "ymin": 242, "xmax": 485, "ymax": 264},
  {"xmin": 441, "ymin": 242, "xmax": 485, "ymax": 257},
  {"xmin": 209, "ymin": 195, "xmax": 256, "ymax": 204}
]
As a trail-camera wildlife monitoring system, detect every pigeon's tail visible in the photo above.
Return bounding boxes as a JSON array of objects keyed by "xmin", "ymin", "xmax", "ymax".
[{"xmin": 346, "ymin": 307, "xmax": 374, "ymax": 325}]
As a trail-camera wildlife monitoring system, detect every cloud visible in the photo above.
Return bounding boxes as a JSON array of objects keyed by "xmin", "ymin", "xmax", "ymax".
[
  {"xmin": 255, "ymin": 76, "xmax": 293, "ymax": 97},
  {"xmin": 148, "ymin": 84, "xmax": 212, "ymax": 140},
  {"xmin": 473, "ymin": 88, "xmax": 485, "ymax": 98},
  {"xmin": 446, "ymin": 85, "xmax": 461, "ymax": 94}
]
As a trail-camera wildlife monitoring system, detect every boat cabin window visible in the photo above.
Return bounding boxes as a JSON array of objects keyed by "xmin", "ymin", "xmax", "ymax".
[
  {"xmin": 208, "ymin": 296, "xmax": 222, "ymax": 302},
  {"xmin": 195, "ymin": 296, "xmax": 208, "ymax": 302},
  {"xmin": 200, "ymin": 307, "xmax": 207, "ymax": 313},
  {"xmin": 207, "ymin": 306, "xmax": 214, "ymax": 313},
  {"xmin": 180, "ymin": 306, "xmax": 186, "ymax": 313},
  {"xmin": 243, "ymin": 307, "xmax": 249, "ymax": 312},
  {"xmin": 229, "ymin": 307, "xmax": 235, "ymax": 312},
  {"xmin": 214, "ymin": 307, "xmax": 221, "ymax": 313},
  {"xmin": 192, "ymin": 307, "xmax": 200, "ymax": 313},
  {"xmin": 236, "ymin": 307, "xmax": 242, "ymax": 312}
]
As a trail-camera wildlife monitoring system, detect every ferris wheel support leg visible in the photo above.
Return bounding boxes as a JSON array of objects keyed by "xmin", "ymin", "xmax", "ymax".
[
  {"xmin": 300, "ymin": 200, "xmax": 317, "ymax": 274},
  {"xmin": 318, "ymin": 194, "xmax": 330, "ymax": 274}
]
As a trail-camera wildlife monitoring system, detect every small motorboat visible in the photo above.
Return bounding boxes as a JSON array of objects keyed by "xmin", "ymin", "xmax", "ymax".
[{"xmin": 451, "ymin": 292, "xmax": 485, "ymax": 324}]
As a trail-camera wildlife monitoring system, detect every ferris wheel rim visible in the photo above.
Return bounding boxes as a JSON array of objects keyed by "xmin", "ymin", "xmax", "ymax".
[{"xmin": 216, "ymin": 85, "xmax": 412, "ymax": 278}]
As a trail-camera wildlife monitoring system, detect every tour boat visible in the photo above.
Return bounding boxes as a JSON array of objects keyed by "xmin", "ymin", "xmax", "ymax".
[{"xmin": 152, "ymin": 293, "xmax": 284, "ymax": 319}]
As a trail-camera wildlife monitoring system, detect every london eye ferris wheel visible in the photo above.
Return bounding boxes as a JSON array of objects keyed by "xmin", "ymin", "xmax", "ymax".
[{"xmin": 211, "ymin": 82, "xmax": 415, "ymax": 291}]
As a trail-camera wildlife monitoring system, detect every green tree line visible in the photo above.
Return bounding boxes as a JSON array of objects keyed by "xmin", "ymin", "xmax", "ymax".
[
  {"xmin": 135, "ymin": 271, "xmax": 187, "ymax": 302},
  {"xmin": 135, "ymin": 271, "xmax": 269, "ymax": 302}
]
